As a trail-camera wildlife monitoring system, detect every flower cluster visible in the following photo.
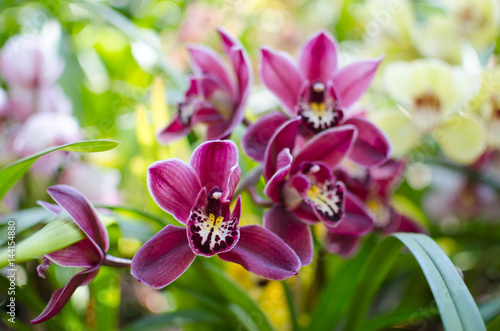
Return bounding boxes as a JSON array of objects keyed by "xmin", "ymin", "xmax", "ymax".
[{"xmin": 29, "ymin": 28, "xmax": 425, "ymax": 323}]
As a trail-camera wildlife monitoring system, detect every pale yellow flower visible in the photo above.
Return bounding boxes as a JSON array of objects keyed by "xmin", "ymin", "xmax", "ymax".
[{"xmin": 373, "ymin": 59, "xmax": 486, "ymax": 164}]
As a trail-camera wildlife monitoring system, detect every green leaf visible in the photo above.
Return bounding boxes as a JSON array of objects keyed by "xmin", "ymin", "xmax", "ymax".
[
  {"xmin": 364, "ymin": 307, "xmax": 439, "ymax": 331},
  {"xmin": 0, "ymin": 213, "xmax": 85, "ymax": 268},
  {"xmin": 0, "ymin": 139, "xmax": 120, "ymax": 200},
  {"xmin": 306, "ymin": 237, "xmax": 375, "ymax": 331},
  {"xmin": 122, "ymin": 309, "xmax": 222, "ymax": 331},
  {"xmin": 345, "ymin": 233, "xmax": 486, "ymax": 331},
  {"xmin": 487, "ymin": 315, "xmax": 500, "ymax": 331},
  {"xmin": 480, "ymin": 297, "xmax": 500, "ymax": 325},
  {"xmin": 0, "ymin": 207, "xmax": 52, "ymax": 245},
  {"xmin": 204, "ymin": 263, "xmax": 275, "ymax": 331}
]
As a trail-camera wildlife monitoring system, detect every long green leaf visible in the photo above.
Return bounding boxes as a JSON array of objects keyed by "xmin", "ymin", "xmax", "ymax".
[
  {"xmin": 345, "ymin": 233, "xmax": 486, "ymax": 331},
  {"xmin": 204, "ymin": 263, "xmax": 275, "ymax": 331},
  {"xmin": 122, "ymin": 309, "xmax": 223, "ymax": 331},
  {"xmin": 0, "ymin": 139, "xmax": 120, "ymax": 200},
  {"xmin": 0, "ymin": 207, "xmax": 52, "ymax": 245}
]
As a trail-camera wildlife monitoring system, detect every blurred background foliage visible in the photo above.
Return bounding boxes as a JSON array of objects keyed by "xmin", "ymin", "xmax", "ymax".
[{"xmin": 0, "ymin": 0, "xmax": 500, "ymax": 330}]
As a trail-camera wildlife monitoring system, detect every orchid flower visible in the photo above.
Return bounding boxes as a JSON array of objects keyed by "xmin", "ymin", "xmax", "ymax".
[
  {"xmin": 131, "ymin": 140, "xmax": 300, "ymax": 289},
  {"xmin": 32, "ymin": 185, "xmax": 130, "ymax": 324},
  {"xmin": 328, "ymin": 159, "xmax": 426, "ymax": 257},
  {"xmin": 262, "ymin": 118, "xmax": 375, "ymax": 265},
  {"xmin": 157, "ymin": 28, "xmax": 251, "ymax": 144},
  {"xmin": 375, "ymin": 58, "xmax": 486, "ymax": 165},
  {"xmin": 243, "ymin": 30, "xmax": 389, "ymax": 168}
]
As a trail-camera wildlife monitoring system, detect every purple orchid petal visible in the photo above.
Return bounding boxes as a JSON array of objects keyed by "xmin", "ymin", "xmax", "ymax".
[
  {"xmin": 157, "ymin": 116, "xmax": 192, "ymax": 144},
  {"xmin": 325, "ymin": 233, "xmax": 362, "ymax": 258},
  {"xmin": 218, "ymin": 224, "xmax": 301, "ymax": 280},
  {"xmin": 37, "ymin": 200, "xmax": 62, "ymax": 215},
  {"xmin": 222, "ymin": 165, "xmax": 241, "ymax": 202},
  {"xmin": 131, "ymin": 225, "xmax": 196, "ymax": 289},
  {"xmin": 187, "ymin": 189, "xmax": 241, "ymax": 257},
  {"xmin": 283, "ymin": 174, "xmax": 311, "ymax": 210},
  {"xmin": 188, "ymin": 44, "xmax": 237, "ymax": 100},
  {"xmin": 45, "ymin": 238, "xmax": 103, "ymax": 269},
  {"xmin": 344, "ymin": 117, "xmax": 391, "ymax": 168},
  {"xmin": 333, "ymin": 56, "xmax": 383, "ymax": 108},
  {"xmin": 242, "ymin": 111, "xmax": 289, "ymax": 162},
  {"xmin": 264, "ymin": 118, "xmax": 300, "ymax": 180},
  {"xmin": 397, "ymin": 213, "xmax": 427, "ymax": 234},
  {"xmin": 31, "ymin": 266, "xmax": 99, "ymax": 324},
  {"xmin": 264, "ymin": 148, "xmax": 293, "ymax": 204},
  {"xmin": 333, "ymin": 191, "xmax": 374, "ymax": 236},
  {"xmin": 47, "ymin": 185, "xmax": 109, "ymax": 253},
  {"xmin": 292, "ymin": 202, "xmax": 320, "ymax": 224},
  {"xmin": 260, "ymin": 47, "xmax": 303, "ymax": 115},
  {"xmin": 299, "ymin": 30, "xmax": 339, "ymax": 82},
  {"xmin": 189, "ymin": 140, "xmax": 240, "ymax": 200},
  {"xmin": 291, "ymin": 125, "xmax": 357, "ymax": 171},
  {"xmin": 263, "ymin": 205, "xmax": 313, "ymax": 266},
  {"xmin": 37, "ymin": 256, "xmax": 52, "ymax": 279},
  {"xmin": 148, "ymin": 159, "xmax": 202, "ymax": 224},
  {"xmin": 370, "ymin": 159, "xmax": 406, "ymax": 199}
]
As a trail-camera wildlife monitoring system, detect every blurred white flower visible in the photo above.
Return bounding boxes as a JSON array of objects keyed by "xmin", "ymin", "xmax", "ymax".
[
  {"xmin": 373, "ymin": 59, "xmax": 486, "ymax": 164},
  {"xmin": 60, "ymin": 163, "xmax": 122, "ymax": 204},
  {"xmin": 12, "ymin": 112, "xmax": 81, "ymax": 156},
  {"xmin": 0, "ymin": 33, "xmax": 64, "ymax": 88}
]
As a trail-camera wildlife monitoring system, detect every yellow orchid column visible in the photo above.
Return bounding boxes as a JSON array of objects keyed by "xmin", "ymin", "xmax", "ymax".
[{"xmin": 373, "ymin": 58, "xmax": 486, "ymax": 165}]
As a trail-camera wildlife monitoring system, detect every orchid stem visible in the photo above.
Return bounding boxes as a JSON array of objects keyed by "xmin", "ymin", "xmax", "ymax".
[
  {"xmin": 247, "ymin": 186, "xmax": 274, "ymax": 208},
  {"xmin": 234, "ymin": 165, "xmax": 263, "ymax": 198},
  {"xmin": 102, "ymin": 255, "xmax": 132, "ymax": 269}
]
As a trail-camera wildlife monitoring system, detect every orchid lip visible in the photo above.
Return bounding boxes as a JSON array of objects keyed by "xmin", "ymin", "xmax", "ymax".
[
  {"xmin": 178, "ymin": 97, "xmax": 200, "ymax": 126},
  {"xmin": 297, "ymin": 81, "xmax": 344, "ymax": 133},
  {"xmin": 187, "ymin": 187, "xmax": 240, "ymax": 257}
]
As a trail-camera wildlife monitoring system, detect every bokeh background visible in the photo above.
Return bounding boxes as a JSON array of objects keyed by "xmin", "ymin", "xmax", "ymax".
[{"xmin": 1, "ymin": 0, "xmax": 500, "ymax": 330}]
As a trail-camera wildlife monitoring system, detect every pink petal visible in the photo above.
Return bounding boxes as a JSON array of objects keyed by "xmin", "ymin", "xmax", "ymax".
[
  {"xmin": 242, "ymin": 111, "xmax": 289, "ymax": 162},
  {"xmin": 264, "ymin": 148, "xmax": 293, "ymax": 204},
  {"xmin": 333, "ymin": 192, "xmax": 374, "ymax": 236},
  {"xmin": 188, "ymin": 44, "xmax": 237, "ymax": 100},
  {"xmin": 45, "ymin": 238, "xmax": 103, "ymax": 269},
  {"xmin": 292, "ymin": 202, "xmax": 320, "ymax": 224},
  {"xmin": 370, "ymin": 159, "xmax": 406, "ymax": 199},
  {"xmin": 325, "ymin": 233, "xmax": 362, "ymax": 258},
  {"xmin": 333, "ymin": 56, "xmax": 383, "ymax": 108},
  {"xmin": 299, "ymin": 30, "xmax": 339, "ymax": 82},
  {"xmin": 263, "ymin": 205, "xmax": 313, "ymax": 266},
  {"xmin": 37, "ymin": 200, "xmax": 62, "ymax": 215},
  {"xmin": 291, "ymin": 125, "xmax": 357, "ymax": 171},
  {"xmin": 344, "ymin": 117, "xmax": 391, "ymax": 167},
  {"xmin": 47, "ymin": 185, "xmax": 108, "ymax": 253},
  {"xmin": 147, "ymin": 159, "xmax": 202, "ymax": 224},
  {"xmin": 31, "ymin": 266, "xmax": 99, "ymax": 324},
  {"xmin": 397, "ymin": 213, "xmax": 427, "ymax": 234},
  {"xmin": 259, "ymin": 47, "xmax": 303, "ymax": 115},
  {"xmin": 131, "ymin": 225, "xmax": 196, "ymax": 289},
  {"xmin": 157, "ymin": 116, "xmax": 192, "ymax": 145},
  {"xmin": 264, "ymin": 118, "xmax": 300, "ymax": 180},
  {"xmin": 218, "ymin": 224, "xmax": 301, "ymax": 280},
  {"xmin": 189, "ymin": 140, "xmax": 240, "ymax": 200}
]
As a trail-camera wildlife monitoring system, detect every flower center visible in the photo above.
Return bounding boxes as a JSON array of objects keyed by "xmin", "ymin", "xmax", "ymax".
[
  {"xmin": 412, "ymin": 91, "xmax": 441, "ymax": 134},
  {"xmin": 298, "ymin": 82, "xmax": 344, "ymax": 133},
  {"xmin": 178, "ymin": 97, "xmax": 199, "ymax": 126},
  {"xmin": 188, "ymin": 187, "xmax": 239, "ymax": 256},
  {"xmin": 366, "ymin": 199, "xmax": 393, "ymax": 230},
  {"xmin": 303, "ymin": 165, "xmax": 344, "ymax": 224}
]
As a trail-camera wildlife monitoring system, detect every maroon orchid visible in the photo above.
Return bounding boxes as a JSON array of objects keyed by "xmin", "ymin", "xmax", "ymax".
[
  {"xmin": 262, "ymin": 118, "xmax": 375, "ymax": 265},
  {"xmin": 131, "ymin": 140, "xmax": 300, "ymax": 289},
  {"xmin": 242, "ymin": 30, "xmax": 390, "ymax": 168},
  {"xmin": 327, "ymin": 159, "xmax": 427, "ymax": 257},
  {"xmin": 31, "ymin": 185, "xmax": 129, "ymax": 324},
  {"xmin": 158, "ymin": 28, "xmax": 251, "ymax": 144}
]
